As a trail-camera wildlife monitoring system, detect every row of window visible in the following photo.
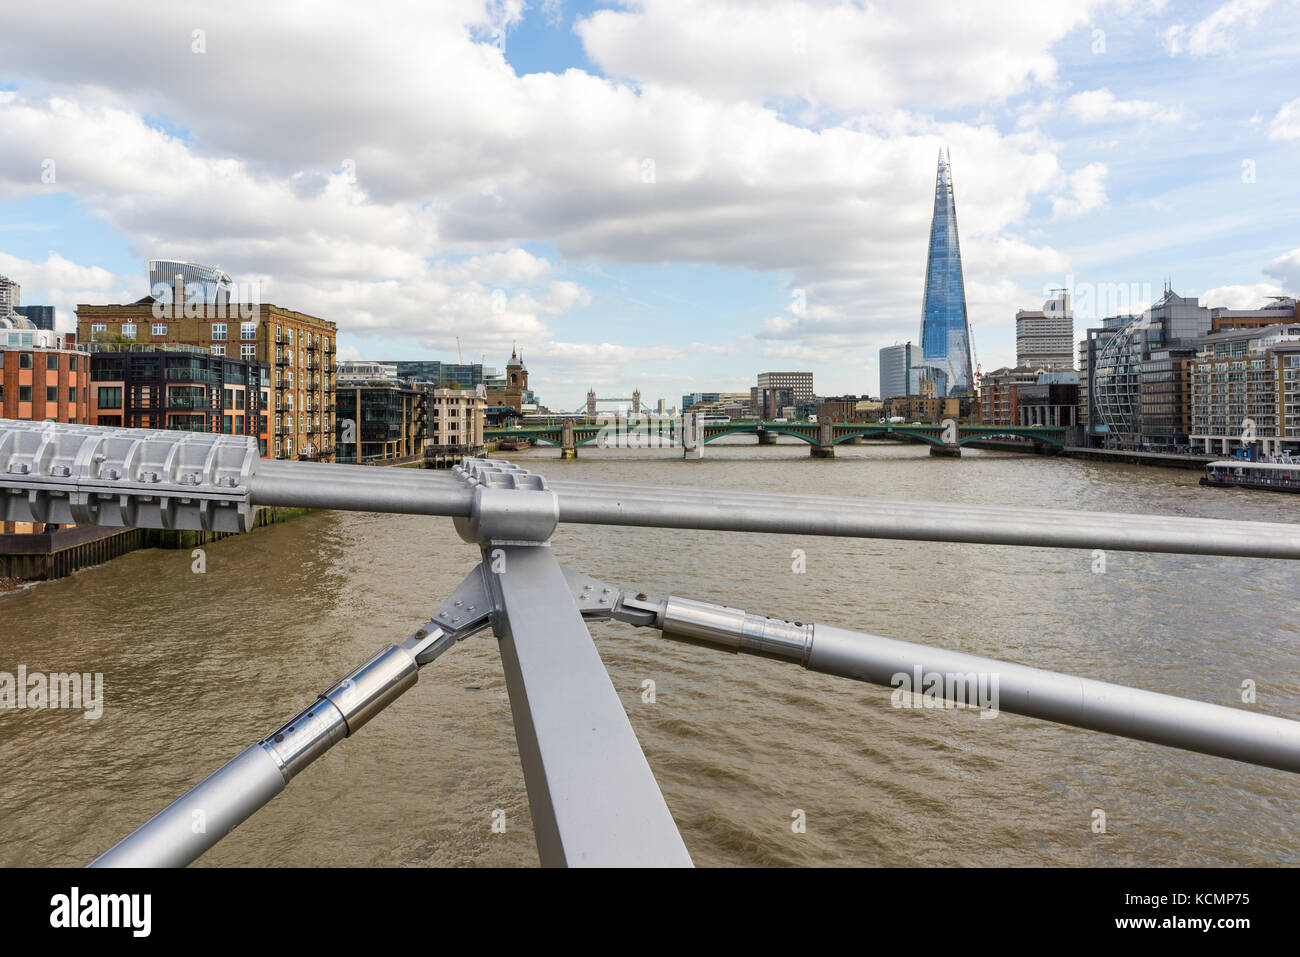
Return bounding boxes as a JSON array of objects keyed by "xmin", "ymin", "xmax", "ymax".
[
  {"xmin": 0, "ymin": 385, "xmax": 85, "ymax": 404},
  {"xmin": 0, "ymin": 351, "xmax": 84, "ymax": 371}
]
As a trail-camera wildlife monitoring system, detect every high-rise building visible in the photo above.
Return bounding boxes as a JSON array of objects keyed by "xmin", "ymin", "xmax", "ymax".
[
  {"xmin": 879, "ymin": 341, "xmax": 947, "ymax": 400},
  {"xmin": 919, "ymin": 149, "xmax": 975, "ymax": 396},
  {"xmin": 754, "ymin": 371, "xmax": 813, "ymax": 418},
  {"xmin": 0, "ymin": 275, "xmax": 19, "ymax": 314},
  {"xmin": 1016, "ymin": 291, "xmax": 1074, "ymax": 369},
  {"xmin": 148, "ymin": 260, "xmax": 234, "ymax": 304},
  {"xmin": 1089, "ymin": 290, "xmax": 1210, "ymax": 447}
]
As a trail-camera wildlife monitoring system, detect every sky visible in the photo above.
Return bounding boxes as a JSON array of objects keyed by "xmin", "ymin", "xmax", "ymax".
[{"xmin": 1, "ymin": 0, "xmax": 1298, "ymax": 412}]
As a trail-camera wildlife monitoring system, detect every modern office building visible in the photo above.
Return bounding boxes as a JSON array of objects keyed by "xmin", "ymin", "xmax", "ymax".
[
  {"xmin": 1188, "ymin": 322, "xmax": 1300, "ymax": 456},
  {"xmin": 1016, "ymin": 290, "xmax": 1074, "ymax": 370},
  {"xmin": 682, "ymin": 392, "xmax": 722, "ymax": 412},
  {"xmin": 919, "ymin": 149, "xmax": 975, "ymax": 396},
  {"xmin": 334, "ymin": 374, "xmax": 426, "ymax": 463},
  {"xmin": 148, "ymin": 259, "xmax": 234, "ymax": 304},
  {"xmin": 753, "ymin": 371, "xmax": 813, "ymax": 419},
  {"xmin": 77, "ymin": 299, "xmax": 337, "ymax": 461},
  {"xmin": 879, "ymin": 341, "xmax": 947, "ymax": 400},
  {"xmin": 389, "ymin": 360, "xmax": 487, "ymax": 389},
  {"xmin": 1089, "ymin": 290, "xmax": 1211, "ymax": 448},
  {"xmin": 87, "ymin": 345, "xmax": 271, "ymax": 456}
]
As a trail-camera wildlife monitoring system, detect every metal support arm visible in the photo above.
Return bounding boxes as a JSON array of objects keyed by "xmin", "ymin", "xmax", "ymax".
[{"xmin": 613, "ymin": 591, "xmax": 1300, "ymax": 775}]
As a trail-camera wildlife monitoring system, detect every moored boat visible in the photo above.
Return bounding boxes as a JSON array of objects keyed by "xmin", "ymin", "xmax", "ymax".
[{"xmin": 1201, "ymin": 460, "xmax": 1300, "ymax": 493}]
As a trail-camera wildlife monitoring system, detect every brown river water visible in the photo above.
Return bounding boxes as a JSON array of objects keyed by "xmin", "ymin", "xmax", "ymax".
[{"xmin": 1, "ymin": 440, "xmax": 1298, "ymax": 866}]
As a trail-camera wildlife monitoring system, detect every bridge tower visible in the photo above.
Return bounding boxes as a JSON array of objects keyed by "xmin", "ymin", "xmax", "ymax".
[
  {"xmin": 586, "ymin": 389, "xmax": 596, "ymax": 418},
  {"xmin": 561, "ymin": 419, "xmax": 577, "ymax": 460},
  {"xmin": 632, "ymin": 389, "xmax": 641, "ymax": 415}
]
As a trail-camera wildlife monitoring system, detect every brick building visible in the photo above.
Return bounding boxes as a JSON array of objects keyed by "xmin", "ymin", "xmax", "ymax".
[{"xmin": 77, "ymin": 297, "xmax": 336, "ymax": 461}]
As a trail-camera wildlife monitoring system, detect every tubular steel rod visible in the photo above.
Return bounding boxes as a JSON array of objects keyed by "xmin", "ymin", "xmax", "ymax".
[
  {"xmin": 546, "ymin": 484, "xmax": 1300, "ymax": 560},
  {"xmin": 250, "ymin": 458, "xmax": 474, "ymax": 516},
  {"xmin": 90, "ymin": 632, "xmax": 441, "ymax": 867},
  {"xmin": 651, "ymin": 595, "xmax": 1300, "ymax": 774},
  {"xmin": 247, "ymin": 461, "xmax": 1300, "ymax": 560}
]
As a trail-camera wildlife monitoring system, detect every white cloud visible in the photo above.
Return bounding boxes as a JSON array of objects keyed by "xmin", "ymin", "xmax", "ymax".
[
  {"xmin": 1264, "ymin": 248, "xmax": 1300, "ymax": 291},
  {"xmin": 1162, "ymin": 0, "xmax": 1276, "ymax": 56},
  {"xmin": 1199, "ymin": 282, "xmax": 1286, "ymax": 309},
  {"xmin": 1051, "ymin": 163, "xmax": 1108, "ymax": 219},
  {"xmin": 577, "ymin": 0, "xmax": 1100, "ymax": 114},
  {"xmin": 0, "ymin": 251, "xmax": 138, "ymax": 330},
  {"xmin": 0, "ymin": 1, "xmax": 1114, "ymax": 397},
  {"xmin": 1268, "ymin": 98, "xmax": 1300, "ymax": 139},
  {"xmin": 1065, "ymin": 88, "xmax": 1183, "ymax": 124}
]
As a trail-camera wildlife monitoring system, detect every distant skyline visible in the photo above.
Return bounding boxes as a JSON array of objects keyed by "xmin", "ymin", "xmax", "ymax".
[{"xmin": 2, "ymin": 0, "xmax": 1299, "ymax": 410}]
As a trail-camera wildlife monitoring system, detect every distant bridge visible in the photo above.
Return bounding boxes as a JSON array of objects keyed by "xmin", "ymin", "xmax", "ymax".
[{"xmin": 487, "ymin": 418, "xmax": 1067, "ymax": 458}]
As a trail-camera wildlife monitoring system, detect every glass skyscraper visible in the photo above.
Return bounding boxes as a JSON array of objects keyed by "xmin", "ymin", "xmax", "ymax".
[{"xmin": 919, "ymin": 149, "xmax": 974, "ymax": 396}]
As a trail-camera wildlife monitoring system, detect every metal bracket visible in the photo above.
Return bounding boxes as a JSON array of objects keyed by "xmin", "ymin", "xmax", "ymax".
[
  {"xmin": 451, "ymin": 457, "xmax": 559, "ymax": 546},
  {"xmin": 0, "ymin": 417, "xmax": 257, "ymax": 533}
]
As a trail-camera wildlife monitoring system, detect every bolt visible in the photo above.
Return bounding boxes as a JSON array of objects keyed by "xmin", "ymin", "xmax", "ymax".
[{"xmin": 636, "ymin": 593, "xmax": 647, "ymax": 601}]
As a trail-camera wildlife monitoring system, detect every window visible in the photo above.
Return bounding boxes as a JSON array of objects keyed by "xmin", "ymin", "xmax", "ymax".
[
  {"xmin": 68, "ymin": 387, "xmax": 76, "ymax": 404},
  {"xmin": 285, "ymin": 329, "xmax": 294, "ymax": 345},
  {"xmin": 19, "ymin": 353, "xmax": 33, "ymax": 369},
  {"xmin": 212, "ymin": 344, "xmax": 225, "ymax": 357},
  {"xmin": 91, "ymin": 322, "xmax": 107, "ymax": 336},
  {"xmin": 47, "ymin": 353, "xmax": 59, "ymax": 370},
  {"xmin": 241, "ymin": 344, "xmax": 256, "ymax": 361},
  {"xmin": 0, "ymin": 352, "xmax": 4, "ymax": 369},
  {"xmin": 241, "ymin": 321, "xmax": 256, "ymax": 340},
  {"xmin": 212, "ymin": 322, "xmax": 227, "ymax": 340},
  {"xmin": 19, "ymin": 385, "xmax": 32, "ymax": 402},
  {"xmin": 153, "ymin": 322, "xmax": 167, "ymax": 336},
  {"xmin": 122, "ymin": 322, "xmax": 137, "ymax": 340},
  {"xmin": 47, "ymin": 385, "xmax": 58, "ymax": 403}
]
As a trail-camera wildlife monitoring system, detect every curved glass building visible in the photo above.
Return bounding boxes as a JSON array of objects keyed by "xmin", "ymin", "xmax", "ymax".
[
  {"xmin": 148, "ymin": 259, "xmax": 234, "ymax": 304},
  {"xmin": 919, "ymin": 149, "xmax": 975, "ymax": 396}
]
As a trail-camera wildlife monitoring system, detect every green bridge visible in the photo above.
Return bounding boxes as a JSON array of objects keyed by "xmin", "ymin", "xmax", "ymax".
[{"xmin": 487, "ymin": 419, "xmax": 1067, "ymax": 459}]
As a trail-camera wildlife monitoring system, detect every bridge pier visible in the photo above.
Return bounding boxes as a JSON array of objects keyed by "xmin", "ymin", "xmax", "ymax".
[
  {"xmin": 756, "ymin": 429, "xmax": 777, "ymax": 446},
  {"xmin": 810, "ymin": 422, "xmax": 835, "ymax": 458},
  {"xmin": 561, "ymin": 420, "xmax": 577, "ymax": 460},
  {"xmin": 929, "ymin": 444, "xmax": 961, "ymax": 457},
  {"xmin": 682, "ymin": 413, "xmax": 703, "ymax": 460}
]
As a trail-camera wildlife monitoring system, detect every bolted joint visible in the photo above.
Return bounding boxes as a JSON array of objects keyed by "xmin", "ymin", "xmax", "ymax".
[{"xmin": 453, "ymin": 483, "xmax": 559, "ymax": 545}]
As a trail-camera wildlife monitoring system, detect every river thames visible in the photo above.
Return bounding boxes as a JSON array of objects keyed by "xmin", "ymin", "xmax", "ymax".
[{"xmin": 2, "ymin": 440, "xmax": 1297, "ymax": 866}]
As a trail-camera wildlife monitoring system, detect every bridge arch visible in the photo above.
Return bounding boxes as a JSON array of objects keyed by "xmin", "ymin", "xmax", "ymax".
[{"xmin": 957, "ymin": 430, "xmax": 1066, "ymax": 449}]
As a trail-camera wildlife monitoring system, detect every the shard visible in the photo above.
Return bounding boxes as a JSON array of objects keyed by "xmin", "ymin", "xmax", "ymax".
[{"xmin": 919, "ymin": 149, "xmax": 974, "ymax": 395}]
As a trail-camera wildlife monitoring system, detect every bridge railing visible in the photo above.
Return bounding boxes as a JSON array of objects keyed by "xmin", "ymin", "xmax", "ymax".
[{"xmin": 2, "ymin": 417, "xmax": 1297, "ymax": 868}]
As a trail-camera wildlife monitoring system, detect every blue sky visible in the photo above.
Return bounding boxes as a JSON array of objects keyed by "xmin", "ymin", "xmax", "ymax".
[{"xmin": 1, "ymin": 0, "xmax": 1297, "ymax": 411}]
